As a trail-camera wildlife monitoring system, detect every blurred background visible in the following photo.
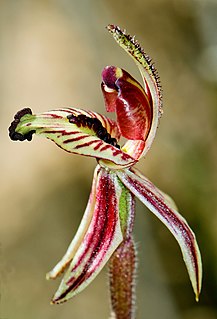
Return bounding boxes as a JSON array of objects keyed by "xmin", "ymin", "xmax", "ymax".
[{"xmin": 1, "ymin": 0, "xmax": 217, "ymax": 318}]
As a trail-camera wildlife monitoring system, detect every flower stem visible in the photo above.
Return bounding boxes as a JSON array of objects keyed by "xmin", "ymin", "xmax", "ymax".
[{"xmin": 109, "ymin": 236, "xmax": 137, "ymax": 319}]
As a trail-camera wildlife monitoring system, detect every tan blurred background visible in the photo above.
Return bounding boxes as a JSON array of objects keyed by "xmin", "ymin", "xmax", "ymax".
[{"xmin": 1, "ymin": 0, "xmax": 217, "ymax": 318}]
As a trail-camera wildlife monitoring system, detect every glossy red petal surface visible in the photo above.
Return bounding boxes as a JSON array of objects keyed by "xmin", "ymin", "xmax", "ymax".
[{"xmin": 102, "ymin": 66, "xmax": 152, "ymax": 141}]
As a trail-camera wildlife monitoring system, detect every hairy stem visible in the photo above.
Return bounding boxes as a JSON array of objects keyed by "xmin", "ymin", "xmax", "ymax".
[{"xmin": 109, "ymin": 236, "xmax": 137, "ymax": 319}]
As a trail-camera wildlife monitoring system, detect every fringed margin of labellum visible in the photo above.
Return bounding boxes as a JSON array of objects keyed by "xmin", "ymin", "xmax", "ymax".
[{"xmin": 109, "ymin": 236, "xmax": 137, "ymax": 319}]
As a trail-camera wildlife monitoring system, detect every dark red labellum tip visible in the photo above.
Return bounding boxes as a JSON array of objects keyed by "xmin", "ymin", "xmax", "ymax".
[
  {"xmin": 102, "ymin": 66, "xmax": 118, "ymax": 90},
  {"xmin": 8, "ymin": 108, "xmax": 35, "ymax": 141}
]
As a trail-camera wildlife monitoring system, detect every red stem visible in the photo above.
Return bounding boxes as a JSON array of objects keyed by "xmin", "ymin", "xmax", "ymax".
[{"xmin": 109, "ymin": 236, "xmax": 137, "ymax": 319}]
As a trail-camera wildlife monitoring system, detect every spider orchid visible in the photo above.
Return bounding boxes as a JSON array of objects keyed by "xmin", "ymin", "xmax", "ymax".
[{"xmin": 9, "ymin": 25, "xmax": 202, "ymax": 318}]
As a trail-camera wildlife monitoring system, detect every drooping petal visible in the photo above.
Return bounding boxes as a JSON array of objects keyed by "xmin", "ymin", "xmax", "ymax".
[
  {"xmin": 101, "ymin": 66, "xmax": 152, "ymax": 141},
  {"xmin": 117, "ymin": 168, "xmax": 202, "ymax": 300},
  {"xmin": 50, "ymin": 166, "xmax": 124, "ymax": 304},
  {"xmin": 46, "ymin": 166, "xmax": 100, "ymax": 280},
  {"xmin": 8, "ymin": 107, "xmax": 136, "ymax": 167},
  {"xmin": 107, "ymin": 25, "xmax": 162, "ymax": 160}
]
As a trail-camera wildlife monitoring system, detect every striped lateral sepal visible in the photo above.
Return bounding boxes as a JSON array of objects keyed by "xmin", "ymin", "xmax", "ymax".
[
  {"xmin": 47, "ymin": 166, "xmax": 124, "ymax": 303},
  {"xmin": 117, "ymin": 168, "xmax": 202, "ymax": 300}
]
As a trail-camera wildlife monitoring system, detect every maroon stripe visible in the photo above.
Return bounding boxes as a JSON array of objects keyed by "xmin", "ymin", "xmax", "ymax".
[
  {"xmin": 63, "ymin": 135, "xmax": 88, "ymax": 144},
  {"xmin": 112, "ymin": 149, "xmax": 122, "ymax": 156},
  {"xmin": 100, "ymin": 144, "xmax": 112, "ymax": 152},
  {"xmin": 46, "ymin": 114, "xmax": 62, "ymax": 119},
  {"xmin": 93, "ymin": 141, "xmax": 104, "ymax": 150},
  {"xmin": 74, "ymin": 139, "xmax": 100, "ymax": 149},
  {"xmin": 85, "ymin": 110, "xmax": 94, "ymax": 117},
  {"xmin": 61, "ymin": 130, "xmax": 81, "ymax": 136},
  {"xmin": 42, "ymin": 129, "xmax": 80, "ymax": 136}
]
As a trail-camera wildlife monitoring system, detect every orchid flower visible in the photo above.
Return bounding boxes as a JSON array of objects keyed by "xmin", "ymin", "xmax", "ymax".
[{"xmin": 9, "ymin": 25, "xmax": 202, "ymax": 318}]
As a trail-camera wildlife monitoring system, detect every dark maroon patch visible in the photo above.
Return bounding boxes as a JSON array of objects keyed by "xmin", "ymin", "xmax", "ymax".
[
  {"xmin": 101, "ymin": 66, "xmax": 118, "ymax": 90},
  {"xmin": 67, "ymin": 114, "xmax": 120, "ymax": 149},
  {"xmin": 8, "ymin": 108, "xmax": 35, "ymax": 141}
]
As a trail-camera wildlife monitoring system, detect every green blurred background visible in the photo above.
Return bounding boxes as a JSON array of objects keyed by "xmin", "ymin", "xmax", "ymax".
[{"xmin": 1, "ymin": 0, "xmax": 217, "ymax": 318}]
